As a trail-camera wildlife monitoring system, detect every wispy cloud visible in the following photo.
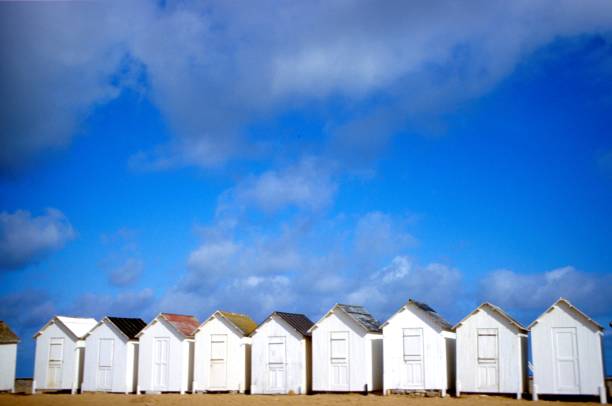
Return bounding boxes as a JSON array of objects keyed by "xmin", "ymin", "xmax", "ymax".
[{"xmin": 0, "ymin": 208, "xmax": 75, "ymax": 271}]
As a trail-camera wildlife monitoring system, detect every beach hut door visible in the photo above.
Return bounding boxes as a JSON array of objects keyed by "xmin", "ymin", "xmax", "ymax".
[
  {"xmin": 330, "ymin": 331, "xmax": 349, "ymax": 390},
  {"xmin": 268, "ymin": 336, "xmax": 286, "ymax": 392},
  {"xmin": 553, "ymin": 327, "xmax": 579, "ymax": 392},
  {"xmin": 477, "ymin": 329, "xmax": 498, "ymax": 391},
  {"xmin": 403, "ymin": 328, "xmax": 424, "ymax": 388},
  {"xmin": 153, "ymin": 338, "xmax": 169, "ymax": 389},
  {"xmin": 210, "ymin": 334, "xmax": 227, "ymax": 388},
  {"xmin": 47, "ymin": 337, "xmax": 64, "ymax": 388},
  {"xmin": 97, "ymin": 338, "xmax": 114, "ymax": 390}
]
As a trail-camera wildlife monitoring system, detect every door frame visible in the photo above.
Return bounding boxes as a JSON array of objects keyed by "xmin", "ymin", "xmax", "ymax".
[
  {"xmin": 402, "ymin": 327, "xmax": 425, "ymax": 389},
  {"xmin": 47, "ymin": 337, "xmax": 65, "ymax": 389},
  {"xmin": 152, "ymin": 337, "xmax": 170, "ymax": 390},
  {"xmin": 209, "ymin": 334, "xmax": 228, "ymax": 389},
  {"xmin": 97, "ymin": 338, "xmax": 114, "ymax": 391},
  {"xmin": 476, "ymin": 328, "xmax": 499, "ymax": 391},
  {"xmin": 329, "ymin": 331, "xmax": 350, "ymax": 391},
  {"xmin": 267, "ymin": 336, "xmax": 287, "ymax": 393}
]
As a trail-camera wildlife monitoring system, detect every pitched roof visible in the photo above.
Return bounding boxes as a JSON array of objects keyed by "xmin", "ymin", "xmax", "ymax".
[
  {"xmin": 452, "ymin": 303, "xmax": 527, "ymax": 333},
  {"xmin": 35, "ymin": 316, "xmax": 98, "ymax": 339},
  {"xmin": 160, "ymin": 313, "xmax": 200, "ymax": 338},
  {"xmin": 216, "ymin": 311, "xmax": 257, "ymax": 336},
  {"xmin": 107, "ymin": 317, "xmax": 147, "ymax": 339},
  {"xmin": 528, "ymin": 298, "xmax": 603, "ymax": 331},
  {"xmin": 0, "ymin": 321, "xmax": 19, "ymax": 344},
  {"xmin": 309, "ymin": 304, "xmax": 381, "ymax": 334},
  {"xmin": 268, "ymin": 312, "xmax": 314, "ymax": 337},
  {"xmin": 380, "ymin": 299, "xmax": 452, "ymax": 331}
]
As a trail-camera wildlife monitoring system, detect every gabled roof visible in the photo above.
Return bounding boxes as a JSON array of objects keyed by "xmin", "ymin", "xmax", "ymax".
[
  {"xmin": 137, "ymin": 313, "xmax": 199, "ymax": 339},
  {"xmin": 528, "ymin": 298, "xmax": 603, "ymax": 331},
  {"xmin": 199, "ymin": 311, "xmax": 257, "ymax": 337},
  {"xmin": 34, "ymin": 316, "xmax": 98, "ymax": 339},
  {"xmin": 107, "ymin": 317, "xmax": 147, "ymax": 339},
  {"xmin": 253, "ymin": 311, "xmax": 314, "ymax": 337},
  {"xmin": 0, "ymin": 321, "xmax": 20, "ymax": 344},
  {"xmin": 380, "ymin": 299, "xmax": 452, "ymax": 331},
  {"xmin": 452, "ymin": 302, "xmax": 527, "ymax": 333},
  {"xmin": 308, "ymin": 304, "xmax": 382, "ymax": 334}
]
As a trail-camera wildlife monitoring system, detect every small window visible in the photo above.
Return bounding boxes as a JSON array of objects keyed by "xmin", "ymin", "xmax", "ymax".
[
  {"xmin": 210, "ymin": 335, "xmax": 227, "ymax": 361},
  {"xmin": 98, "ymin": 338, "xmax": 114, "ymax": 367},
  {"xmin": 268, "ymin": 336, "xmax": 285, "ymax": 364},
  {"xmin": 330, "ymin": 332, "xmax": 348, "ymax": 363}
]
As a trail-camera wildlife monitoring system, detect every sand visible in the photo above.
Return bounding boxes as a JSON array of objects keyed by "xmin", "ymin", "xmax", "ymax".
[{"xmin": 0, "ymin": 393, "xmax": 603, "ymax": 406}]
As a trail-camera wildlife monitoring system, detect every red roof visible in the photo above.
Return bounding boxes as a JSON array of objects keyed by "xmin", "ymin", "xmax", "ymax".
[{"xmin": 160, "ymin": 313, "xmax": 199, "ymax": 338}]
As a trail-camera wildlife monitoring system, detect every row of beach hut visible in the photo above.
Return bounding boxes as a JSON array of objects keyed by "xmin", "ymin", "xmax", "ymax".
[{"xmin": 0, "ymin": 298, "xmax": 607, "ymax": 403}]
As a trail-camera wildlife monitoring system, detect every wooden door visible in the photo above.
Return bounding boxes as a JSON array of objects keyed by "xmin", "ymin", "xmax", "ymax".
[
  {"xmin": 97, "ymin": 338, "xmax": 114, "ymax": 390},
  {"xmin": 153, "ymin": 338, "xmax": 169, "ymax": 390},
  {"xmin": 477, "ymin": 328, "xmax": 498, "ymax": 391},
  {"xmin": 267, "ymin": 336, "xmax": 286, "ymax": 392},
  {"xmin": 330, "ymin": 332, "xmax": 349, "ymax": 390},
  {"xmin": 403, "ymin": 328, "xmax": 424, "ymax": 388},
  {"xmin": 47, "ymin": 337, "xmax": 64, "ymax": 388},
  {"xmin": 553, "ymin": 327, "xmax": 579, "ymax": 392},
  {"xmin": 209, "ymin": 334, "xmax": 227, "ymax": 389}
]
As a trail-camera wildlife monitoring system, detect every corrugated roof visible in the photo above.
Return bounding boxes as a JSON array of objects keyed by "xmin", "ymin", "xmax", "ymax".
[
  {"xmin": 56, "ymin": 316, "xmax": 98, "ymax": 339},
  {"xmin": 452, "ymin": 303, "xmax": 527, "ymax": 333},
  {"xmin": 0, "ymin": 321, "xmax": 19, "ymax": 344},
  {"xmin": 107, "ymin": 317, "xmax": 147, "ymax": 339},
  {"xmin": 337, "ymin": 304, "xmax": 382, "ymax": 333},
  {"xmin": 160, "ymin": 313, "xmax": 199, "ymax": 338},
  {"xmin": 408, "ymin": 299, "xmax": 453, "ymax": 331},
  {"xmin": 218, "ymin": 311, "xmax": 257, "ymax": 336},
  {"xmin": 528, "ymin": 298, "xmax": 603, "ymax": 331},
  {"xmin": 274, "ymin": 312, "xmax": 314, "ymax": 337}
]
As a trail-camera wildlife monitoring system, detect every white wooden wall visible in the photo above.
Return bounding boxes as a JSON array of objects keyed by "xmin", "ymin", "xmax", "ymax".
[
  {"xmin": 311, "ymin": 310, "xmax": 382, "ymax": 392},
  {"xmin": 0, "ymin": 343, "xmax": 17, "ymax": 391},
  {"xmin": 193, "ymin": 316, "xmax": 250, "ymax": 393},
  {"xmin": 383, "ymin": 306, "xmax": 455, "ymax": 393},
  {"xmin": 33, "ymin": 322, "xmax": 81, "ymax": 391},
  {"xmin": 531, "ymin": 303, "xmax": 605, "ymax": 396},
  {"xmin": 251, "ymin": 316, "xmax": 308, "ymax": 394},
  {"xmin": 455, "ymin": 308, "xmax": 526, "ymax": 394},
  {"xmin": 82, "ymin": 322, "xmax": 137, "ymax": 393},
  {"xmin": 137, "ymin": 319, "xmax": 192, "ymax": 393}
]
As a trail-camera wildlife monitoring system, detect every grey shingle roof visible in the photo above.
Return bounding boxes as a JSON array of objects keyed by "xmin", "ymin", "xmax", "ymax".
[
  {"xmin": 408, "ymin": 299, "xmax": 453, "ymax": 331},
  {"xmin": 337, "ymin": 304, "xmax": 381, "ymax": 333},
  {"xmin": 274, "ymin": 312, "xmax": 314, "ymax": 337},
  {"xmin": 107, "ymin": 317, "xmax": 146, "ymax": 340}
]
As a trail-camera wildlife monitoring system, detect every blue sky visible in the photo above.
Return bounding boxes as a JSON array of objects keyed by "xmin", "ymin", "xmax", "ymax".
[{"xmin": 1, "ymin": 1, "xmax": 612, "ymax": 377}]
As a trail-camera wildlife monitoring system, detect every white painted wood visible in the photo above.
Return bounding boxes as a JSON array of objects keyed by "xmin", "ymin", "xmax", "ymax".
[
  {"xmin": 455, "ymin": 304, "xmax": 527, "ymax": 395},
  {"xmin": 251, "ymin": 315, "xmax": 311, "ymax": 395},
  {"xmin": 0, "ymin": 343, "xmax": 18, "ymax": 392},
  {"xmin": 33, "ymin": 317, "xmax": 96, "ymax": 392},
  {"xmin": 137, "ymin": 316, "xmax": 194, "ymax": 393},
  {"xmin": 82, "ymin": 319, "xmax": 139, "ymax": 393},
  {"xmin": 310, "ymin": 306, "xmax": 382, "ymax": 392},
  {"xmin": 530, "ymin": 299, "xmax": 606, "ymax": 398},
  {"xmin": 193, "ymin": 313, "xmax": 251, "ymax": 393},
  {"xmin": 382, "ymin": 303, "xmax": 455, "ymax": 394}
]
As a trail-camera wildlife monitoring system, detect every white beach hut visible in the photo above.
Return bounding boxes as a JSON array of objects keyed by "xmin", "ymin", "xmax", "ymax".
[
  {"xmin": 193, "ymin": 311, "xmax": 257, "ymax": 393},
  {"xmin": 136, "ymin": 313, "xmax": 199, "ymax": 394},
  {"xmin": 381, "ymin": 299, "xmax": 455, "ymax": 396},
  {"xmin": 453, "ymin": 303, "xmax": 528, "ymax": 398},
  {"xmin": 309, "ymin": 304, "xmax": 383, "ymax": 393},
  {"xmin": 0, "ymin": 321, "xmax": 19, "ymax": 392},
  {"xmin": 33, "ymin": 316, "xmax": 98, "ymax": 394},
  {"xmin": 251, "ymin": 311, "xmax": 314, "ymax": 395},
  {"xmin": 82, "ymin": 317, "xmax": 146, "ymax": 393},
  {"xmin": 529, "ymin": 298, "xmax": 607, "ymax": 404}
]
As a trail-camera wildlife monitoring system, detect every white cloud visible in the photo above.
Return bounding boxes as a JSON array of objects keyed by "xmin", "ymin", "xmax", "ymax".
[
  {"xmin": 99, "ymin": 227, "xmax": 144, "ymax": 286},
  {"xmin": 3, "ymin": 1, "xmax": 612, "ymax": 170},
  {"xmin": 72, "ymin": 288, "xmax": 156, "ymax": 320},
  {"xmin": 0, "ymin": 208, "xmax": 75, "ymax": 270},
  {"xmin": 108, "ymin": 258, "xmax": 144, "ymax": 287},
  {"xmin": 480, "ymin": 266, "xmax": 612, "ymax": 317},
  {"xmin": 219, "ymin": 157, "xmax": 337, "ymax": 213}
]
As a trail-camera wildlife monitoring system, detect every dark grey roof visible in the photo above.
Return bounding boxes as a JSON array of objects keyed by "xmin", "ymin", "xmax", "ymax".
[
  {"xmin": 409, "ymin": 299, "xmax": 452, "ymax": 331},
  {"xmin": 274, "ymin": 312, "xmax": 314, "ymax": 337},
  {"xmin": 108, "ymin": 317, "xmax": 147, "ymax": 339},
  {"xmin": 337, "ymin": 304, "xmax": 381, "ymax": 333}
]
